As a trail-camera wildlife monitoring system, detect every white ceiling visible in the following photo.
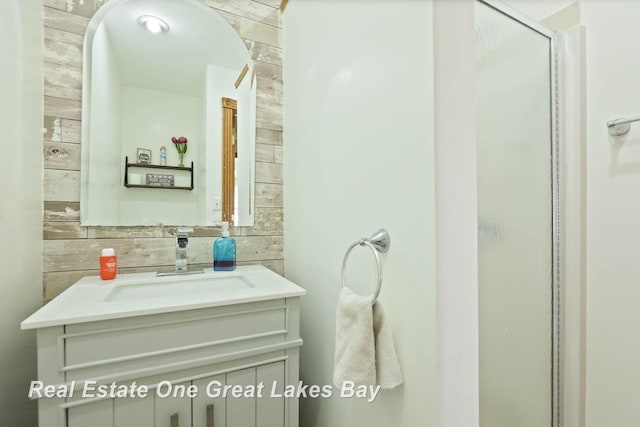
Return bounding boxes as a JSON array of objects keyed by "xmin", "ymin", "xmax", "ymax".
[{"xmin": 101, "ymin": 0, "xmax": 252, "ymax": 97}]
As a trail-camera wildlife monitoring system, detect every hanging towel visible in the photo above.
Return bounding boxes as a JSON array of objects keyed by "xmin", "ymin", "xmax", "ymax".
[
  {"xmin": 333, "ymin": 287, "xmax": 403, "ymax": 389},
  {"xmin": 372, "ymin": 301, "xmax": 403, "ymax": 388}
]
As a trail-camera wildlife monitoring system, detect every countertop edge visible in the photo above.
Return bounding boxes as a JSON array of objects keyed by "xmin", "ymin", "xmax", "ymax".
[
  {"xmin": 21, "ymin": 289, "xmax": 305, "ymax": 330},
  {"xmin": 21, "ymin": 266, "xmax": 306, "ymax": 330}
]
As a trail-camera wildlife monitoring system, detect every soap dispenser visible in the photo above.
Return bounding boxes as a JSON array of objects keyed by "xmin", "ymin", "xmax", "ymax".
[{"xmin": 213, "ymin": 222, "xmax": 236, "ymax": 271}]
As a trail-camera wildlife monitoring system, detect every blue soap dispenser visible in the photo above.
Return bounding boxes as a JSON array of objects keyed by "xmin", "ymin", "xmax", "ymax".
[{"xmin": 213, "ymin": 222, "xmax": 236, "ymax": 271}]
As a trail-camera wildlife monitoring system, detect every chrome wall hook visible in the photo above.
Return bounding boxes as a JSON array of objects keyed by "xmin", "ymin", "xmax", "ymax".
[
  {"xmin": 368, "ymin": 229, "xmax": 390, "ymax": 253},
  {"xmin": 606, "ymin": 116, "xmax": 640, "ymax": 136}
]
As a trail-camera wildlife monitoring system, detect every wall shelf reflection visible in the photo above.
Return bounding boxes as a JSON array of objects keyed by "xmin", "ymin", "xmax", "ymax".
[{"xmin": 124, "ymin": 156, "xmax": 194, "ymax": 190}]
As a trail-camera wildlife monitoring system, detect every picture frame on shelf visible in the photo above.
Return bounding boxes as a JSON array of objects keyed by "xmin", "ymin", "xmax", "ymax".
[{"xmin": 137, "ymin": 148, "xmax": 152, "ymax": 164}]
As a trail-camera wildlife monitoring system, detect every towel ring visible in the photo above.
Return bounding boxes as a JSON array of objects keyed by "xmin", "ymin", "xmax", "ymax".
[{"xmin": 341, "ymin": 229, "xmax": 390, "ymax": 305}]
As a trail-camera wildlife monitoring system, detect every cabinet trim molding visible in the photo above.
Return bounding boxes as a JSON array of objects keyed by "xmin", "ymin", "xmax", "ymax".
[
  {"xmin": 45, "ymin": 340, "xmax": 302, "ymax": 395},
  {"xmin": 58, "ymin": 355, "xmax": 289, "ymax": 410},
  {"xmin": 62, "ymin": 329, "xmax": 291, "ymax": 373}
]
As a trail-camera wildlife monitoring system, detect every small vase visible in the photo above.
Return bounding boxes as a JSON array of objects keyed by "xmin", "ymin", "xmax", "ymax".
[{"xmin": 178, "ymin": 152, "xmax": 185, "ymax": 168}]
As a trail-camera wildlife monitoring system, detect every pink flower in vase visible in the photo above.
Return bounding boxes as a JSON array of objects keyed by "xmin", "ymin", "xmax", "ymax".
[{"xmin": 171, "ymin": 136, "xmax": 188, "ymax": 166}]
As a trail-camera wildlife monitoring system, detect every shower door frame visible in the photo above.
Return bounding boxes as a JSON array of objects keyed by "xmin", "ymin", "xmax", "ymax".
[{"xmin": 476, "ymin": 1, "xmax": 561, "ymax": 427}]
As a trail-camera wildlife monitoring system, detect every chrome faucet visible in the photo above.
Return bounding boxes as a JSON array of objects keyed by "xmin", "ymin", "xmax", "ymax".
[{"xmin": 174, "ymin": 227, "xmax": 193, "ymax": 272}]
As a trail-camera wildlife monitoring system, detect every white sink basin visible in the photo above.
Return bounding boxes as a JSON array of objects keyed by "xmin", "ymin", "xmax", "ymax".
[
  {"xmin": 21, "ymin": 265, "xmax": 305, "ymax": 329},
  {"xmin": 105, "ymin": 275, "xmax": 254, "ymax": 302}
]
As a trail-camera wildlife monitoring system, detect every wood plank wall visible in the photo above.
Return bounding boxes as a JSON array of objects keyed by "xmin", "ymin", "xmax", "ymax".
[{"xmin": 42, "ymin": 0, "xmax": 284, "ymax": 301}]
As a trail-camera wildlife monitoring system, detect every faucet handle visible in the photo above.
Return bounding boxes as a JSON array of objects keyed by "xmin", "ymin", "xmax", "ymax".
[
  {"xmin": 175, "ymin": 227, "xmax": 193, "ymax": 249},
  {"xmin": 177, "ymin": 236, "xmax": 188, "ymax": 249}
]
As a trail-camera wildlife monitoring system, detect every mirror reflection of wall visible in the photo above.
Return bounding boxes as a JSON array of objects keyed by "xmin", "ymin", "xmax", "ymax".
[{"xmin": 80, "ymin": 0, "xmax": 256, "ymax": 227}]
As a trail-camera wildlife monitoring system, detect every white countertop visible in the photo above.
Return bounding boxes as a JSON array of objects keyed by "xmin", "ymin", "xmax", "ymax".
[{"xmin": 22, "ymin": 265, "xmax": 305, "ymax": 329}]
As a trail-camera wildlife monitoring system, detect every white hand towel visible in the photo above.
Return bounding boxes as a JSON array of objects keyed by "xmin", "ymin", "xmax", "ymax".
[
  {"xmin": 372, "ymin": 300, "xmax": 403, "ymax": 389},
  {"xmin": 333, "ymin": 287, "xmax": 403, "ymax": 389}
]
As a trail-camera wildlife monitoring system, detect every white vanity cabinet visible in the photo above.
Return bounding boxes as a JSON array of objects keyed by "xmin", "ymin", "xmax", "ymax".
[{"xmin": 25, "ymin": 269, "xmax": 304, "ymax": 427}]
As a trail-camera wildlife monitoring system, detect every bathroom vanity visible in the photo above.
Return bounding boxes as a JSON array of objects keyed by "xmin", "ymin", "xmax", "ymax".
[{"xmin": 22, "ymin": 266, "xmax": 305, "ymax": 427}]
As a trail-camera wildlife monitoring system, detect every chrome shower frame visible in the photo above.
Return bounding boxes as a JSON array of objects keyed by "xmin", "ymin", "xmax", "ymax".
[{"xmin": 477, "ymin": 1, "xmax": 562, "ymax": 426}]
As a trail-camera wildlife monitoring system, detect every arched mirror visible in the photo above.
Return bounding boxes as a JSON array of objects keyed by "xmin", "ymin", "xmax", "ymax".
[{"xmin": 80, "ymin": 0, "xmax": 256, "ymax": 226}]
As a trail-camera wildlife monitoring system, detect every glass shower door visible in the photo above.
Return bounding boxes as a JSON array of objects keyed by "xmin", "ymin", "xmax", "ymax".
[{"xmin": 475, "ymin": 1, "xmax": 558, "ymax": 426}]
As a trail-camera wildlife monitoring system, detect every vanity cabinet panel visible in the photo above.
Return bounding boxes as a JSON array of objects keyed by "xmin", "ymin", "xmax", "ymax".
[
  {"xmin": 67, "ymin": 399, "xmax": 113, "ymax": 427},
  {"xmin": 65, "ymin": 300, "xmax": 286, "ymax": 366},
  {"xmin": 257, "ymin": 362, "xmax": 285, "ymax": 427},
  {"xmin": 192, "ymin": 362, "xmax": 285, "ymax": 427},
  {"xmin": 63, "ymin": 300, "xmax": 288, "ymax": 382},
  {"xmin": 114, "ymin": 397, "xmax": 154, "ymax": 427},
  {"xmin": 193, "ymin": 375, "xmax": 226, "ymax": 427},
  {"xmin": 32, "ymin": 297, "xmax": 302, "ymax": 427},
  {"xmin": 155, "ymin": 381, "xmax": 192, "ymax": 427},
  {"xmin": 226, "ymin": 368, "xmax": 257, "ymax": 427}
]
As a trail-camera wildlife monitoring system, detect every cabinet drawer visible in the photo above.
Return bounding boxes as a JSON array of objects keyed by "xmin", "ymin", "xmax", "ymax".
[{"xmin": 64, "ymin": 300, "xmax": 286, "ymax": 368}]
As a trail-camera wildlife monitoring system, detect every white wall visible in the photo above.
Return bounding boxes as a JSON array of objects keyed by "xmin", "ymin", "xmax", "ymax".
[
  {"xmin": 580, "ymin": 2, "xmax": 640, "ymax": 426},
  {"xmin": 432, "ymin": 1, "xmax": 479, "ymax": 426},
  {"xmin": 120, "ymin": 87, "xmax": 201, "ymax": 172},
  {"xmin": 119, "ymin": 86, "xmax": 201, "ymax": 225},
  {"xmin": 502, "ymin": 0, "xmax": 575, "ymax": 21},
  {"xmin": 0, "ymin": 0, "xmax": 43, "ymax": 425},
  {"xmin": 283, "ymin": 2, "xmax": 437, "ymax": 426}
]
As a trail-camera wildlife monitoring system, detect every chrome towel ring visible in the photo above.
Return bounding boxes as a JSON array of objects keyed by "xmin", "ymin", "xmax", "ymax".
[{"xmin": 341, "ymin": 229, "xmax": 390, "ymax": 305}]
